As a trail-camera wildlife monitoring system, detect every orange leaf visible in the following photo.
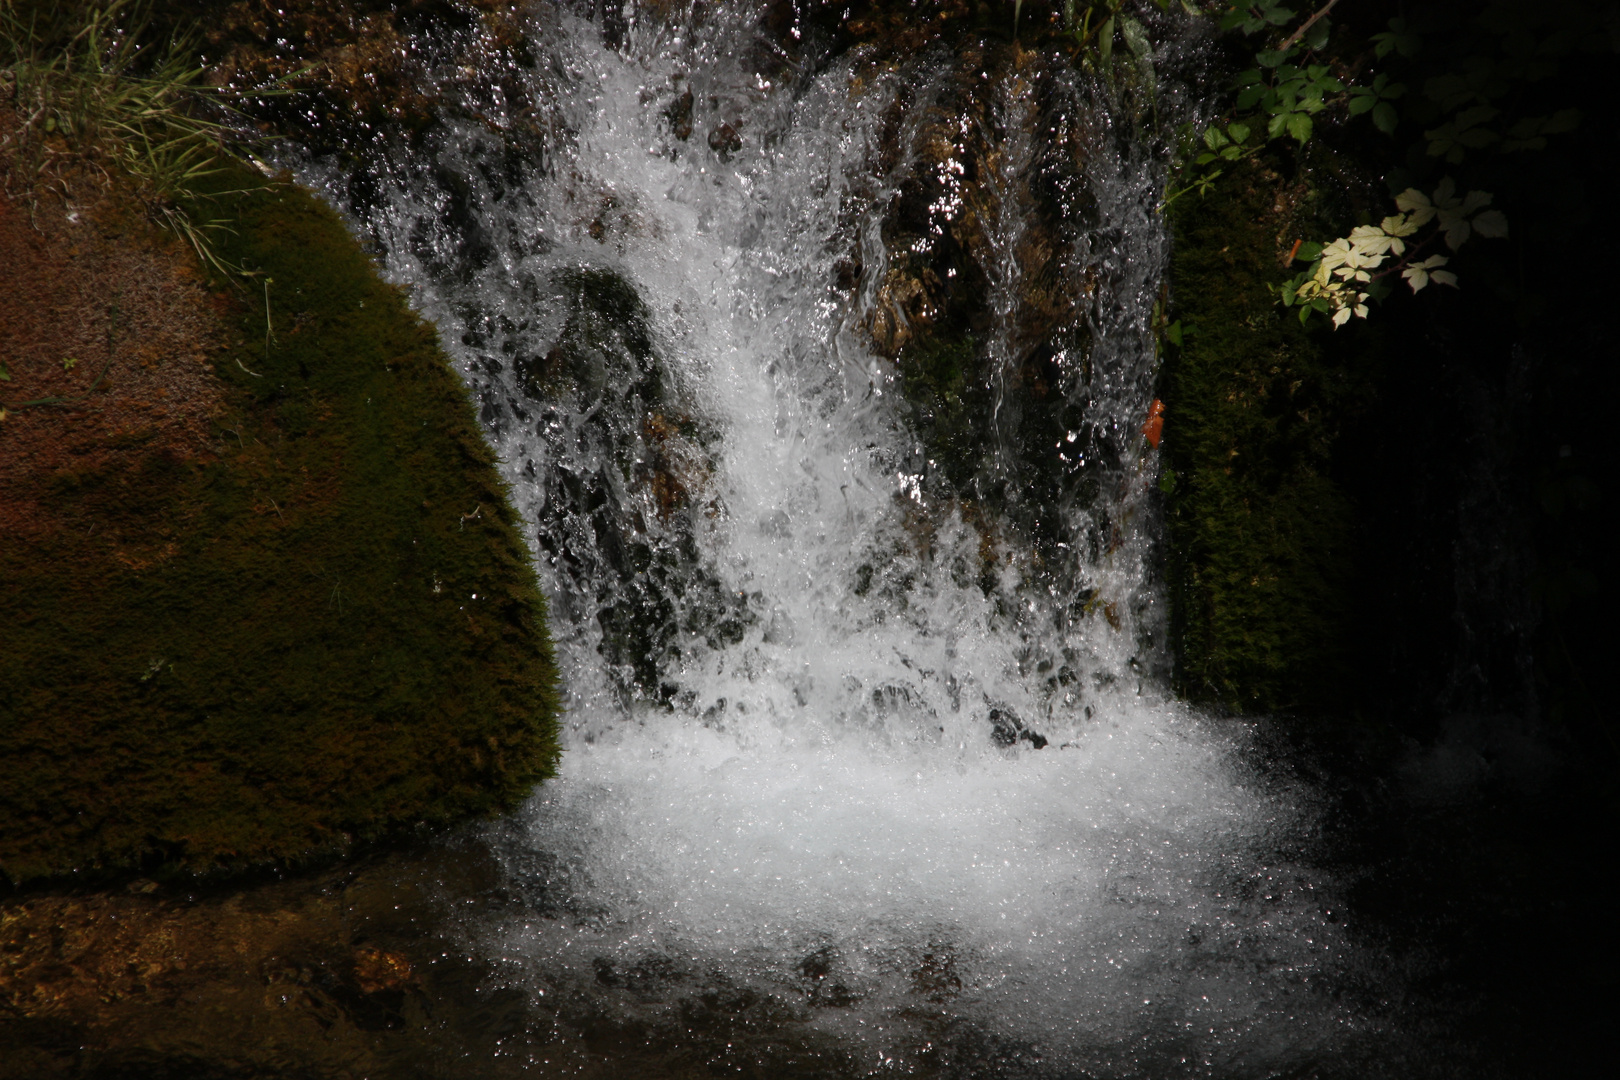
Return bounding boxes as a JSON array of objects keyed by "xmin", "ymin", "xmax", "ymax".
[{"xmin": 1142, "ymin": 399, "xmax": 1165, "ymax": 448}]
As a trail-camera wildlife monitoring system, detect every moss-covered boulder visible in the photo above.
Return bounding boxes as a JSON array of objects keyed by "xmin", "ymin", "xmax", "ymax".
[{"xmin": 0, "ymin": 165, "xmax": 560, "ymax": 886}]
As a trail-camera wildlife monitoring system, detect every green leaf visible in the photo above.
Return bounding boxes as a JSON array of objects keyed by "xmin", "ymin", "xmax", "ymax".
[
  {"xmin": 1455, "ymin": 104, "xmax": 1501, "ymax": 129},
  {"xmin": 1219, "ymin": 145, "xmax": 1240, "ymax": 160},
  {"xmin": 1203, "ymin": 125, "xmax": 1230, "ymax": 150},
  {"xmin": 1543, "ymin": 108, "xmax": 1581, "ymax": 134},
  {"xmin": 1471, "ymin": 209, "xmax": 1508, "ymax": 238},
  {"xmin": 1166, "ymin": 320, "xmax": 1183, "ymax": 347},
  {"xmin": 1374, "ymin": 18, "xmax": 1421, "ymax": 59},
  {"xmin": 1505, "ymin": 116, "xmax": 1541, "ymax": 140},
  {"xmin": 1286, "ymin": 112, "xmax": 1312, "ymax": 144},
  {"xmin": 1256, "ymin": 49, "xmax": 1290, "ymax": 68},
  {"xmin": 1425, "ymin": 107, "xmax": 1501, "ymax": 160},
  {"xmin": 1368, "ymin": 73, "xmax": 1406, "ymax": 100},
  {"xmin": 1267, "ymin": 112, "xmax": 1288, "ymax": 140},
  {"xmin": 1304, "ymin": 17, "xmax": 1330, "ymax": 51},
  {"xmin": 1236, "ymin": 84, "xmax": 1266, "ymax": 110},
  {"xmin": 1296, "ymin": 242, "xmax": 1323, "ymax": 261},
  {"xmin": 1500, "ymin": 136, "xmax": 1547, "ymax": 153},
  {"xmin": 1120, "ymin": 15, "xmax": 1152, "ymax": 61},
  {"xmin": 1372, "ymin": 102, "xmax": 1399, "ymax": 134},
  {"xmin": 1425, "ymin": 73, "xmax": 1486, "ymax": 111},
  {"xmin": 1348, "ymin": 93, "xmax": 1376, "ymax": 116},
  {"xmin": 1227, "ymin": 122, "xmax": 1251, "ymax": 143},
  {"xmin": 0, "ymin": 364, "xmax": 10, "ymax": 381}
]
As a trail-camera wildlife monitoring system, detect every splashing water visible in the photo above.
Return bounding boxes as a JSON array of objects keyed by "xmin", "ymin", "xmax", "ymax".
[{"xmin": 297, "ymin": 4, "xmax": 1377, "ymax": 1074}]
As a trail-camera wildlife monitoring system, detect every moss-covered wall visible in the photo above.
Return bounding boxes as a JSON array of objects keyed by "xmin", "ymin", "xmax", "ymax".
[
  {"xmin": 0, "ymin": 166, "xmax": 561, "ymax": 885},
  {"xmin": 1160, "ymin": 154, "xmax": 1383, "ymax": 715},
  {"xmin": 1160, "ymin": 0, "xmax": 1616, "ymax": 734}
]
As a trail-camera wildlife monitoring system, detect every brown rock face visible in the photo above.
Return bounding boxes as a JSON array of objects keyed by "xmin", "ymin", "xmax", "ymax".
[
  {"xmin": 0, "ymin": 155, "xmax": 227, "ymax": 547},
  {"xmin": 0, "ymin": 845, "xmax": 526, "ymax": 1080},
  {"xmin": 195, "ymin": 0, "xmax": 543, "ymax": 154},
  {"xmin": 860, "ymin": 39, "xmax": 1099, "ymax": 366},
  {"xmin": 827, "ymin": 25, "xmax": 1118, "ymax": 558}
]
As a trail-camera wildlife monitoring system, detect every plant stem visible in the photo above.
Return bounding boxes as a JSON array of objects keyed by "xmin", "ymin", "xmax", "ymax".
[
  {"xmin": 1368, "ymin": 231, "xmax": 1440, "ymax": 284},
  {"xmin": 1278, "ymin": 0, "xmax": 1344, "ymax": 51}
]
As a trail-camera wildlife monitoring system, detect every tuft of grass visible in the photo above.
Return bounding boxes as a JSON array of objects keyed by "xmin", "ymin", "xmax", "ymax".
[{"xmin": 0, "ymin": 0, "xmax": 277, "ymax": 274}]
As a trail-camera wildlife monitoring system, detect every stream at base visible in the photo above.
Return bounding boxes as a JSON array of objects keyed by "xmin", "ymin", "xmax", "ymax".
[{"xmin": 289, "ymin": 4, "xmax": 1433, "ymax": 1075}]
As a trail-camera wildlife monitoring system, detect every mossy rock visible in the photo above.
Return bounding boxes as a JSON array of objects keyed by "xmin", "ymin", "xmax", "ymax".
[{"xmin": 0, "ymin": 165, "xmax": 561, "ymax": 886}]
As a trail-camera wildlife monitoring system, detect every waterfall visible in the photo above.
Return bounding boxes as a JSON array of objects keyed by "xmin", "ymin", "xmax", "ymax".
[{"xmin": 295, "ymin": 3, "xmax": 1375, "ymax": 1073}]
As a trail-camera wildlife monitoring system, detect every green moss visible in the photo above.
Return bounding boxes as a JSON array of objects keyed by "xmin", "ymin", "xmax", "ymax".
[
  {"xmin": 1162, "ymin": 156, "xmax": 1381, "ymax": 714},
  {"xmin": 0, "ymin": 166, "xmax": 561, "ymax": 886}
]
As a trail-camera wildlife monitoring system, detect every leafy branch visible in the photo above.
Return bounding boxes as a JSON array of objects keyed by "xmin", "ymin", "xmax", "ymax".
[
  {"xmin": 1275, "ymin": 0, "xmax": 1340, "ymax": 51},
  {"xmin": 1163, "ymin": 1, "xmax": 1393, "ymax": 208},
  {"xmin": 1275, "ymin": 178, "xmax": 1508, "ymax": 327}
]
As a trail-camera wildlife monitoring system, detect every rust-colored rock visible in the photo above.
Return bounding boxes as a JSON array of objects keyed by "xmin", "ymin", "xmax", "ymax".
[{"xmin": 0, "ymin": 116, "xmax": 227, "ymax": 546}]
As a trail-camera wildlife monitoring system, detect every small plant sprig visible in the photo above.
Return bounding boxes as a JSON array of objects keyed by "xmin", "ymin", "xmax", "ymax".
[
  {"xmin": 1164, "ymin": 1, "xmax": 1389, "ymax": 208},
  {"xmin": 1056, "ymin": 1, "xmax": 1205, "ymax": 66},
  {"xmin": 1275, "ymin": 178, "xmax": 1507, "ymax": 327}
]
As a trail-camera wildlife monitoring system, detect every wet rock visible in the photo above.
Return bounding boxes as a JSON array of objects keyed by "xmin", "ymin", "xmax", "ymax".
[
  {"xmin": 798, "ymin": 946, "xmax": 858, "ymax": 1007},
  {"xmin": 0, "ymin": 843, "xmax": 527, "ymax": 1079},
  {"xmin": 191, "ymin": 0, "xmax": 543, "ymax": 157},
  {"xmin": 707, "ymin": 121, "xmax": 742, "ymax": 161},
  {"xmin": 354, "ymin": 946, "xmax": 416, "ymax": 994},
  {"xmin": 514, "ymin": 266, "xmax": 750, "ymax": 704},
  {"xmin": 845, "ymin": 32, "xmax": 1129, "ymax": 577},
  {"xmin": 988, "ymin": 706, "xmax": 1047, "ymax": 749},
  {"xmin": 517, "ymin": 266, "xmax": 661, "ymax": 405},
  {"xmin": 911, "ymin": 946, "xmax": 963, "ymax": 1002},
  {"xmin": 666, "ymin": 85, "xmax": 694, "ymax": 140}
]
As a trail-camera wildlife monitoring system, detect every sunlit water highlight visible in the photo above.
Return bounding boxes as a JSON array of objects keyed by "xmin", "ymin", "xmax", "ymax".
[{"xmin": 298, "ymin": 4, "xmax": 1378, "ymax": 1073}]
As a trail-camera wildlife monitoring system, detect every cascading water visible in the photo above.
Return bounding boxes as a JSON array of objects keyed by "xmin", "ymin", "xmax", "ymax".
[{"xmin": 295, "ymin": 4, "xmax": 1384, "ymax": 1074}]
